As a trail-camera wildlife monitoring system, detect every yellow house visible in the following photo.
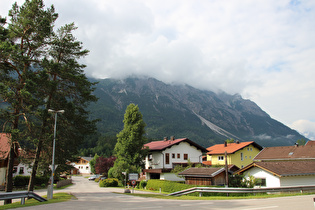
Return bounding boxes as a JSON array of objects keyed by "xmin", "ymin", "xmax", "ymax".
[{"xmin": 206, "ymin": 141, "xmax": 263, "ymax": 168}]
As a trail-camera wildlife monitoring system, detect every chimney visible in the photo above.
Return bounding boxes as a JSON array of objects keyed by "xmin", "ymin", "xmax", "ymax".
[
  {"xmin": 236, "ymin": 140, "xmax": 240, "ymax": 144},
  {"xmin": 295, "ymin": 143, "xmax": 299, "ymax": 147},
  {"xmin": 164, "ymin": 137, "xmax": 168, "ymax": 141},
  {"xmin": 171, "ymin": 136, "xmax": 175, "ymax": 141},
  {"xmin": 224, "ymin": 141, "xmax": 227, "ymax": 147}
]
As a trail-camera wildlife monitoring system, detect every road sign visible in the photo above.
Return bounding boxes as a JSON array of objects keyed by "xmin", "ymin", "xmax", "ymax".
[
  {"xmin": 129, "ymin": 173, "xmax": 138, "ymax": 180},
  {"xmin": 131, "ymin": 180, "xmax": 136, "ymax": 186}
]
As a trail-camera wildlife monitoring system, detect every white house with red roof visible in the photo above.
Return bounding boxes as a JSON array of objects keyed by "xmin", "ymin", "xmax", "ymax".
[{"xmin": 142, "ymin": 137, "xmax": 208, "ymax": 181}]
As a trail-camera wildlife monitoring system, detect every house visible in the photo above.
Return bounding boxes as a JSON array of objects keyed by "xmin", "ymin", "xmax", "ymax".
[
  {"xmin": 235, "ymin": 161, "xmax": 315, "ymax": 187},
  {"xmin": 178, "ymin": 165, "xmax": 239, "ymax": 186},
  {"xmin": 143, "ymin": 137, "xmax": 208, "ymax": 181},
  {"xmin": 206, "ymin": 141, "xmax": 263, "ymax": 168},
  {"xmin": 70, "ymin": 156, "xmax": 93, "ymax": 175},
  {"xmin": 235, "ymin": 143, "xmax": 315, "ymax": 187},
  {"xmin": 0, "ymin": 133, "xmax": 19, "ymax": 186},
  {"xmin": 13, "ymin": 149, "xmax": 35, "ymax": 177}
]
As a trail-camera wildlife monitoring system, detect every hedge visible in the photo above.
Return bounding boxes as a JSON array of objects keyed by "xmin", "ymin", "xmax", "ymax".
[
  {"xmin": 146, "ymin": 180, "xmax": 198, "ymax": 193},
  {"xmin": 13, "ymin": 175, "xmax": 50, "ymax": 187}
]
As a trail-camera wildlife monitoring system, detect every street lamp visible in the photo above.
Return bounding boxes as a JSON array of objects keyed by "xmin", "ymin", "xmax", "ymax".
[{"xmin": 47, "ymin": 109, "xmax": 64, "ymax": 200}]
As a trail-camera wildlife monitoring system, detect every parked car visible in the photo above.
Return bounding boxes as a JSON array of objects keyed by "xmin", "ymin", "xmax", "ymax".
[
  {"xmin": 100, "ymin": 176, "xmax": 107, "ymax": 181},
  {"xmin": 88, "ymin": 174, "xmax": 100, "ymax": 181}
]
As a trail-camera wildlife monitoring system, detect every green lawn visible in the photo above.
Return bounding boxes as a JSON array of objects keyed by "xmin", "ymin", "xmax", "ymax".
[{"xmin": 0, "ymin": 193, "xmax": 75, "ymax": 210}]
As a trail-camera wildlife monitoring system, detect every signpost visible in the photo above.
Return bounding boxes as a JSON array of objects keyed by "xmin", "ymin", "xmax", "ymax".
[{"xmin": 129, "ymin": 173, "xmax": 138, "ymax": 193}]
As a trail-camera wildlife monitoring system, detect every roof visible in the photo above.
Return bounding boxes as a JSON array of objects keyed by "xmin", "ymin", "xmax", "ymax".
[
  {"xmin": 81, "ymin": 157, "xmax": 93, "ymax": 162},
  {"xmin": 254, "ymin": 144, "xmax": 315, "ymax": 160},
  {"xmin": 236, "ymin": 161, "xmax": 315, "ymax": 177},
  {"xmin": 178, "ymin": 167, "xmax": 225, "ymax": 177},
  {"xmin": 0, "ymin": 133, "xmax": 11, "ymax": 159},
  {"xmin": 306, "ymin": 140, "xmax": 315, "ymax": 146},
  {"xmin": 144, "ymin": 138, "xmax": 208, "ymax": 153},
  {"xmin": 207, "ymin": 141, "xmax": 263, "ymax": 155}
]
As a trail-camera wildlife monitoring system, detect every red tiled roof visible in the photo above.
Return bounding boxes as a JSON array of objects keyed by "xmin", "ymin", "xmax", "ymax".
[
  {"xmin": 254, "ymin": 144, "xmax": 315, "ymax": 160},
  {"xmin": 306, "ymin": 140, "xmax": 315, "ymax": 146},
  {"xmin": 144, "ymin": 138, "xmax": 208, "ymax": 152},
  {"xmin": 0, "ymin": 133, "xmax": 11, "ymax": 160},
  {"xmin": 236, "ymin": 161, "xmax": 315, "ymax": 177},
  {"xmin": 207, "ymin": 141, "xmax": 263, "ymax": 155}
]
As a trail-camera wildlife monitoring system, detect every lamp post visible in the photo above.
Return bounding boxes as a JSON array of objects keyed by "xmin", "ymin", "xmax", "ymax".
[{"xmin": 47, "ymin": 109, "xmax": 64, "ymax": 200}]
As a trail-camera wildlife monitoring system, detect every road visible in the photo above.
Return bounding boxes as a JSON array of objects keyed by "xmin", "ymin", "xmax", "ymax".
[{"xmin": 16, "ymin": 176, "xmax": 315, "ymax": 210}]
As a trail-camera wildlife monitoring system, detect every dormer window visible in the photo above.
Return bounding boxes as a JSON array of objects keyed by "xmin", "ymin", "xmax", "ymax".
[{"xmin": 289, "ymin": 152, "xmax": 294, "ymax": 156}]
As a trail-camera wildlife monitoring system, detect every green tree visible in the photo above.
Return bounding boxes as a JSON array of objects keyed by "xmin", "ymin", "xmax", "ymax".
[
  {"xmin": 111, "ymin": 104, "xmax": 147, "ymax": 180},
  {"xmin": 0, "ymin": 1, "xmax": 58, "ymax": 202},
  {"xmin": 0, "ymin": 0, "xmax": 98, "ymax": 195},
  {"xmin": 225, "ymin": 139, "xmax": 235, "ymax": 143},
  {"xmin": 89, "ymin": 154, "xmax": 99, "ymax": 174},
  {"xmin": 296, "ymin": 138, "xmax": 306, "ymax": 146}
]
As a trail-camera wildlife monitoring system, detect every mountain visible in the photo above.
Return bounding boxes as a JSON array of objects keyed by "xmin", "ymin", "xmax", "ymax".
[{"xmin": 88, "ymin": 77, "xmax": 306, "ymax": 148}]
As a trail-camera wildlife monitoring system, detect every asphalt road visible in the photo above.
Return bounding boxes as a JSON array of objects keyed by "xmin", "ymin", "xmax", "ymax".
[{"xmin": 15, "ymin": 176, "xmax": 315, "ymax": 210}]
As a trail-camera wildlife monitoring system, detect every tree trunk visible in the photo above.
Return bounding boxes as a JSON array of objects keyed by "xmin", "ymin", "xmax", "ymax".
[
  {"xmin": 4, "ymin": 143, "xmax": 16, "ymax": 204},
  {"xmin": 28, "ymin": 139, "xmax": 43, "ymax": 191}
]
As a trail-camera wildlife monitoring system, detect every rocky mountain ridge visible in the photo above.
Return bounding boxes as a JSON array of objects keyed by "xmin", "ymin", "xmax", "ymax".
[{"xmin": 89, "ymin": 77, "xmax": 306, "ymax": 147}]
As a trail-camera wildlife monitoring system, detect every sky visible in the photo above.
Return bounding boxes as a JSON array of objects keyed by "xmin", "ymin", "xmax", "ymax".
[{"xmin": 1, "ymin": 0, "xmax": 315, "ymax": 139}]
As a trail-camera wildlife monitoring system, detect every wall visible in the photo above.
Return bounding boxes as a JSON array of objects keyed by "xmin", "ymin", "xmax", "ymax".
[
  {"xmin": 0, "ymin": 167, "xmax": 6, "ymax": 186},
  {"xmin": 209, "ymin": 144, "xmax": 261, "ymax": 168},
  {"xmin": 13, "ymin": 163, "xmax": 32, "ymax": 177},
  {"xmin": 280, "ymin": 175, "xmax": 315, "ymax": 187},
  {"xmin": 145, "ymin": 141, "xmax": 203, "ymax": 170},
  {"xmin": 244, "ymin": 167, "xmax": 280, "ymax": 188},
  {"xmin": 160, "ymin": 173, "xmax": 184, "ymax": 182}
]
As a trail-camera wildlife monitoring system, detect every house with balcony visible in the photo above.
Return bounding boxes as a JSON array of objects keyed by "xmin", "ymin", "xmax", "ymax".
[
  {"xmin": 206, "ymin": 141, "xmax": 263, "ymax": 169},
  {"xmin": 70, "ymin": 156, "xmax": 93, "ymax": 175},
  {"xmin": 142, "ymin": 137, "xmax": 208, "ymax": 181},
  {"xmin": 235, "ymin": 142, "xmax": 315, "ymax": 187}
]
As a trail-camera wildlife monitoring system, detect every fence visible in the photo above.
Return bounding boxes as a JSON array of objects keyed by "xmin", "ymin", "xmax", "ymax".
[
  {"xmin": 0, "ymin": 191, "xmax": 47, "ymax": 204},
  {"xmin": 168, "ymin": 185, "xmax": 315, "ymax": 197}
]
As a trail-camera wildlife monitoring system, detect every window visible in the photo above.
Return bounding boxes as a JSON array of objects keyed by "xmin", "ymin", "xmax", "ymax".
[
  {"xmin": 241, "ymin": 153, "xmax": 243, "ymax": 161},
  {"xmin": 19, "ymin": 167, "xmax": 24, "ymax": 174},
  {"xmin": 148, "ymin": 154, "xmax": 153, "ymax": 161},
  {"xmin": 86, "ymin": 166, "xmax": 89, "ymax": 170},
  {"xmin": 256, "ymin": 178, "xmax": 266, "ymax": 187},
  {"xmin": 218, "ymin": 156, "xmax": 224, "ymax": 161},
  {"xmin": 172, "ymin": 153, "xmax": 175, "ymax": 159},
  {"xmin": 184, "ymin": 154, "xmax": 188, "ymax": 160},
  {"xmin": 13, "ymin": 167, "xmax": 17, "ymax": 174},
  {"xmin": 165, "ymin": 153, "xmax": 170, "ymax": 164},
  {"xmin": 177, "ymin": 153, "xmax": 180, "ymax": 159}
]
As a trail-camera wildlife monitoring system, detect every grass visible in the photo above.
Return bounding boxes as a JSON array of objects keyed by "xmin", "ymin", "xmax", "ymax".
[
  {"xmin": 122, "ymin": 191, "xmax": 315, "ymax": 200},
  {"xmin": 0, "ymin": 192, "xmax": 75, "ymax": 209}
]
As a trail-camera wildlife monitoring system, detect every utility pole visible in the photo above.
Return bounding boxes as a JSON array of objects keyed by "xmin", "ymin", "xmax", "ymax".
[{"xmin": 225, "ymin": 151, "xmax": 229, "ymax": 187}]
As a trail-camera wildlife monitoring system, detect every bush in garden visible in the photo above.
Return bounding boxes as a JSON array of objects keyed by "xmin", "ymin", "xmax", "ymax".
[{"xmin": 99, "ymin": 178, "xmax": 119, "ymax": 187}]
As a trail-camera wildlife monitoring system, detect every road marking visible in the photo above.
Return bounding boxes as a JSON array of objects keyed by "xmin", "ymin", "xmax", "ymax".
[{"xmin": 242, "ymin": 206, "xmax": 279, "ymax": 210}]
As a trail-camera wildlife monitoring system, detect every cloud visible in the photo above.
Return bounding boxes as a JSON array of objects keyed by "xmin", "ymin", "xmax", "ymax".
[
  {"xmin": 1, "ymin": 0, "xmax": 315, "ymax": 137},
  {"xmin": 291, "ymin": 120, "xmax": 315, "ymax": 140}
]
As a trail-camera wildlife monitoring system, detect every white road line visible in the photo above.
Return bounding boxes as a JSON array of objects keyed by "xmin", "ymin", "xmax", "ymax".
[{"xmin": 242, "ymin": 206, "xmax": 279, "ymax": 210}]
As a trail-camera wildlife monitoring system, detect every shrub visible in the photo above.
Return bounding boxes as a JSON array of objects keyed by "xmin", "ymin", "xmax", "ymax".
[
  {"xmin": 13, "ymin": 175, "xmax": 49, "ymax": 187},
  {"xmin": 146, "ymin": 180, "xmax": 197, "ymax": 193},
  {"xmin": 139, "ymin": 180, "xmax": 147, "ymax": 189},
  {"xmin": 99, "ymin": 178, "xmax": 119, "ymax": 187}
]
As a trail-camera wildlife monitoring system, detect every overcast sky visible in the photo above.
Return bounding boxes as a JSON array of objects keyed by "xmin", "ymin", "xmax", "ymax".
[{"xmin": 1, "ymin": 0, "xmax": 315, "ymax": 139}]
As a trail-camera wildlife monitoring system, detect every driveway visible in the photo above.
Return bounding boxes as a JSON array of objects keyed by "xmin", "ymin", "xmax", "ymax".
[{"xmin": 12, "ymin": 176, "xmax": 315, "ymax": 210}]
